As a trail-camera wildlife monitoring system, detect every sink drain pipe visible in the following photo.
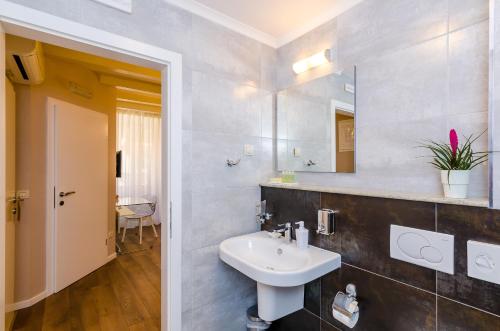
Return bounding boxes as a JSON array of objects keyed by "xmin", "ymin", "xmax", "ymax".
[{"xmin": 246, "ymin": 305, "xmax": 272, "ymax": 330}]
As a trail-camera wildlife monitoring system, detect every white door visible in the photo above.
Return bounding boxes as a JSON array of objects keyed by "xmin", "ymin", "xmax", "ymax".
[{"xmin": 49, "ymin": 97, "xmax": 109, "ymax": 292}]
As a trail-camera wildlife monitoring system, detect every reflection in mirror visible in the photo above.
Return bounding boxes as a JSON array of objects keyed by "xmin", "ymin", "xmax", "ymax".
[{"xmin": 277, "ymin": 67, "xmax": 356, "ymax": 173}]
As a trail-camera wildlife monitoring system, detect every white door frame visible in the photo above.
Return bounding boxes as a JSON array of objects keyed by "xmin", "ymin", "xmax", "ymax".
[
  {"xmin": 330, "ymin": 99, "xmax": 354, "ymax": 172},
  {"xmin": 0, "ymin": 2, "xmax": 183, "ymax": 330}
]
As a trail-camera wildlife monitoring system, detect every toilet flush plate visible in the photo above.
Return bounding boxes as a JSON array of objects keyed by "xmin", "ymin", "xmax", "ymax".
[
  {"xmin": 390, "ymin": 225, "xmax": 454, "ymax": 274},
  {"xmin": 467, "ymin": 240, "xmax": 500, "ymax": 285}
]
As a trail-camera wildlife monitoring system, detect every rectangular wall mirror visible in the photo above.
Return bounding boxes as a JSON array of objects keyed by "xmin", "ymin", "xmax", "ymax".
[{"xmin": 277, "ymin": 66, "xmax": 356, "ymax": 173}]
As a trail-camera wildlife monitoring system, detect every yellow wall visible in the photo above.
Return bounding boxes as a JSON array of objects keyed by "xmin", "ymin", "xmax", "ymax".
[{"xmin": 13, "ymin": 56, "xmax": 116, "ymax": 301}]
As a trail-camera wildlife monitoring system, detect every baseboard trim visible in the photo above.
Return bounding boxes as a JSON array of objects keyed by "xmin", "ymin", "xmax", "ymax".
[
  {"xmin": 6, "ymin": 290, "xmax": 48, "ymax": 312},
  {"xmin": 107, "ymin": 252, "xmax": 117, "ymax": 262}
]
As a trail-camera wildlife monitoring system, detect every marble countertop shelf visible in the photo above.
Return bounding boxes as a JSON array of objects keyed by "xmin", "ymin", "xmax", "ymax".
[{"xmin": 260, "ymin": 183, "xmax": 489, "ymax": 208}]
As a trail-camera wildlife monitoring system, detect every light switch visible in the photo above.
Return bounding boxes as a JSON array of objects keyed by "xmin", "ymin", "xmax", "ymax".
[
  {"xmin": 244, "ymin": 144, "xmax": 255, "ymax": 156},
  {"xmin": 292, "ymin": 147, "xmax": 301, "ymax": 157},
  {"xmin": 344, "ymin": 83, "xmax": 355, "ymax": 94},
  {"xmin": 467, "ymin": 240, "xmax": 500, "ymax": 285},
  {"xmin": 390, "ymin": 225, "xmax": 454, "ymax": 274}
]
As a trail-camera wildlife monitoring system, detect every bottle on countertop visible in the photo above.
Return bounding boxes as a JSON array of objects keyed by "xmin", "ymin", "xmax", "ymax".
[{"xmin": 295, "ymin": 221, "xmax": 309, "ymax": 249}]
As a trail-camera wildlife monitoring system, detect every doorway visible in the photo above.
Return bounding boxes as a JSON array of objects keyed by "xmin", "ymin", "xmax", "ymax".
[
  {"xmin": 6, "ymin": 33, "xmax": 163, "ymax": 330},
  {"xmin": 1, "ymin": 2, "xmax": 183, "ymax": 331}
]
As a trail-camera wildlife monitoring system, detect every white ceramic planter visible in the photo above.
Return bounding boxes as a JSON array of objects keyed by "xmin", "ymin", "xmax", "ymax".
[{"xmin": 441, "ymin": 170, "xmax": 470, "ymax": 199}]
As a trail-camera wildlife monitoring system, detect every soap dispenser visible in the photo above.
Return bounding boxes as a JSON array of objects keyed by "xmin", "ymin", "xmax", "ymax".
[{"xmin": 295, "ymin": 221, "xmax": 309, "ymax": 249}]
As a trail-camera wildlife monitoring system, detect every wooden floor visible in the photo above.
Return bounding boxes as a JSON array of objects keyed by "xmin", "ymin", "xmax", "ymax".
[{"xmin": 12, "ymin": 226, "xmax": 161, "ymax": 331}]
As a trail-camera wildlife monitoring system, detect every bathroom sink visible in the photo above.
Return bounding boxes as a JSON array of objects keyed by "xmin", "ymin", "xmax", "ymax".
[
  {"xmin": 219, "ymin": 231, "xmax": 340, "ymax": 286},
  {"xmin": 219, "ymin": 231, "xmax": 341, "ymax": 321}
]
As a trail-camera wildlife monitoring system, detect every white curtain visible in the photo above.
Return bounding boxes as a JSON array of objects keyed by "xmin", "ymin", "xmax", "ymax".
[{"xmin": 117, "ymin": 109, "xmax": 162, "ymax": 222}]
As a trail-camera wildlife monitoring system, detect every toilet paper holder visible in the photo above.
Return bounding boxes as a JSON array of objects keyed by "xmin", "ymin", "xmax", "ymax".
[{"xmin": 332, "ymin": 283, "xmax": 359, "ymax": 328}]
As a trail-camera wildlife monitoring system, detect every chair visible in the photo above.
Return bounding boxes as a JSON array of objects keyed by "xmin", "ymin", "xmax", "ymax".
[{"xmin": 121, "ymin": 202, "xmax": 158, "ymax": 244}]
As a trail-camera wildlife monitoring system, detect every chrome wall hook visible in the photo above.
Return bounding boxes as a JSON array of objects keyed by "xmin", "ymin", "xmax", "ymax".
[
  {"xmin": 305, "ymin": 159, "xmax": 317, "ymax": 166},
  {"xmin": 226, "ymin": 158, "xmax": 241, "ymax": 167}
]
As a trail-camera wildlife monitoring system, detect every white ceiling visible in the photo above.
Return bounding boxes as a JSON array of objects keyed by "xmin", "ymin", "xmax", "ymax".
[{"xmin": 164, "ymin": 0, "xmax": 363, "ymax": 48}]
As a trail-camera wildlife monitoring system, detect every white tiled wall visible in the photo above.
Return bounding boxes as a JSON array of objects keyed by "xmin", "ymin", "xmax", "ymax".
[
  {"xmin": 491, "ymin": 0, "xmax": 500, "ymax": 208},
  {"xmin": 276, "ymin": 0, "xmax": 489, "ymax": 199}
]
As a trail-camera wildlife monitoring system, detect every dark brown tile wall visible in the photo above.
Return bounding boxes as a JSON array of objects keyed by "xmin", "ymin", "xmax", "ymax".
[
  {"xmin": 321, "ymin": 264, "xmax": 435, "ymax": 331},
  {"xmin": 269, "ymin": 308, "xmax": 321, "ymax": 331},
  {"xmin": 261, "ymin": 187, "xmax": 340, "ymax": 254},
  {"xmin": 261, "ymin": 187, "xmax": 500, "ymax": 331},
  {"xmin": 437, "ymin": 297, "xmax": 500, "ymax": 331},
  {"xmin": 304, "ymin": 278, "xmax": 321, "ymax": 316},
  {"xmin": 321, "ymin": 193, "xmax": 436, "ymax": 291},
  {"xmin": 436, "ymin": 204, "xmax": 500, "ymax": 315},
  {"xmin": 320, "ymin": 319, "xmax": 340, "ymax": 331}
]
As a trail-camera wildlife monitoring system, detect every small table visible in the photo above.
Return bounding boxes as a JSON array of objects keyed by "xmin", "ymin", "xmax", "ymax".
[
  {"xmin": 115, "ymin": 197, "xmax": 152, "ymax": 254},
  {"xmin": 117, "ymin": 197, "xmax": 151, "ymax": 206}
]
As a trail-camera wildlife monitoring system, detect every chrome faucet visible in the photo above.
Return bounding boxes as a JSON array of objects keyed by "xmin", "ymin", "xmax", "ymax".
[
  {"xmin": 273, "ymin": 222, "xmax": 292, "ymax": 242},
  {"xmin": 256, "ymin": 200, "xmax": 273, "ymax": 224}
]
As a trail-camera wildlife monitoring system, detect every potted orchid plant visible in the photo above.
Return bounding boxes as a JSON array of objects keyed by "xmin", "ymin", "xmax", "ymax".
[{"xmin": 421, "ymin": 129, "xmax": 487, "ymax": 199}]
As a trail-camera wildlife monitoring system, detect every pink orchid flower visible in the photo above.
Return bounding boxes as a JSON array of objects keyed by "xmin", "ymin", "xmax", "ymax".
[{"xmin": 449, "ymin": 129, "xmax": 458, "ymax": 157}]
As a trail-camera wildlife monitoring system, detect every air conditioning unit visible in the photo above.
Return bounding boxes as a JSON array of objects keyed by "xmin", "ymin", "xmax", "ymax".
[{"xmin": 5, "ymin": 35, "xmax": 45, "ymax": 85}]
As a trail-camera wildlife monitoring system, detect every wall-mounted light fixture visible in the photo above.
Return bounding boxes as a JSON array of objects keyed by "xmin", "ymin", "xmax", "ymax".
[{"xmin": 292, "ymin": 49, "xmax": 332, "ymax": 74}]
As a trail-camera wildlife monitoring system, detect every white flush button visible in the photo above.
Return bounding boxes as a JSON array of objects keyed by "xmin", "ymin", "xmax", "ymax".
[
  {"xmin": 420, "ymin": 246, "xmax": 443, "ymax": 263},
  {"xmin": 397, "ymin": 232, "xmax": 429, "ymax": 259},
  {"xmin": 468, "ymin": 240, "xmax": 500, "ymax": 284},
  {"xmin": 475, "ymin": 254, "xmax": 494, "ymax": 273},
  {"xmin": 390, "ymin": 225, "xmax": 454, "ymax": 274}
]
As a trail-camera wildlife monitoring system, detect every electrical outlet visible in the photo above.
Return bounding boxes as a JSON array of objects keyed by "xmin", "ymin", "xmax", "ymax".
[{"xmin": 344, "ymin": 83, "xmax": 355, "ymax": 94}]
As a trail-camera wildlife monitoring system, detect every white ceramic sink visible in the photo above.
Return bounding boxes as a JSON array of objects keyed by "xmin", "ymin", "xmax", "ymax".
[{"xmin": 219, "ymin": 231, "xmax": 341, "ymax": 321}]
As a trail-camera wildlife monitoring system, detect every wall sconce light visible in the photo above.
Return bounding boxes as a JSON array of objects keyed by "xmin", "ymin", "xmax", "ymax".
[{"xmin": 292, "ymin": 49, "xmax": 332, "ymax": 74}]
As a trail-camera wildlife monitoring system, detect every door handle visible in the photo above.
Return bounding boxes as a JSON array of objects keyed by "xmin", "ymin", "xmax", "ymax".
[
  {"xmin": 7, "ymin": 197, "xmax": 21, "ymax": 221},
  {"xmin": 59, "ymin": 191, "xmax": 76, "ymax": 197}
]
